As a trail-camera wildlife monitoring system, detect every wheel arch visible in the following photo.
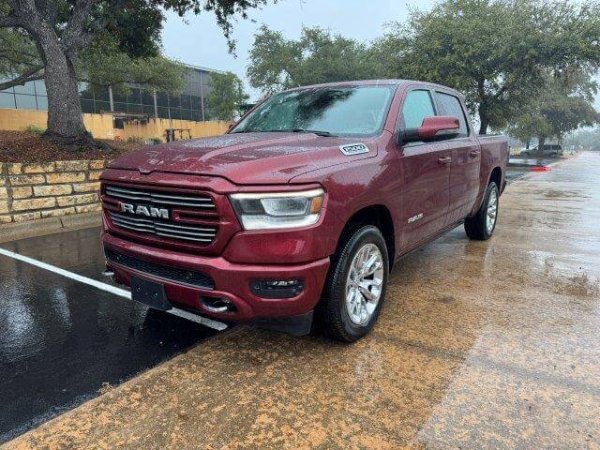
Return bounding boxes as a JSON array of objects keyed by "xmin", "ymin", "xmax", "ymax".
[
  {"xmin": 335, "ymin": 204, "xmax": 396, "ymax": 270},
  {"xmin": 489, "ymin": 166, "xmax": 503, "ymax": 189}
]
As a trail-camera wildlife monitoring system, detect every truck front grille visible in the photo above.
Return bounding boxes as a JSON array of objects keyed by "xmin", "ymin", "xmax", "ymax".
[
  {"xmin": 105, "ymin": 248, "xmax": 214, "ymax": 289},
  {"xmin": 108, "ymin": 212, "xmax": 217, "ymax": 243},
  {"xmin": 103, "ymin": 184, "xmax": 220, "ymax": 245}
]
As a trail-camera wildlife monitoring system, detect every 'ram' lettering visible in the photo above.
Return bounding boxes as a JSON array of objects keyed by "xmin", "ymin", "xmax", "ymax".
[{"xmin": 120, "ymin": 203, "xmax": 169, "ymax": 220}]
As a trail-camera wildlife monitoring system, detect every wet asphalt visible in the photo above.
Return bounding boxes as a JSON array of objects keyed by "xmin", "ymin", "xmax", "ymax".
[
  {"xmin": 1, "ymin": 156, "xmax": 596, "ymax": 449},
  {"xmin": 0, "ymin": 228, "xmax": 216, "ymax": 443},
  {"xmin": 4, "ymin": 153, "xmax": 598, "ymax": 450}
]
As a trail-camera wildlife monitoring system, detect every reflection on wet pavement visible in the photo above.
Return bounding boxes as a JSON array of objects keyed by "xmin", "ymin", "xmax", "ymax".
[
  {"xmin": 0, "ymin": 229, "xmax": 215, "ymax": 443},
  {"xmin": 4, "ymin": 153, "xmax": 600, "ymax": 449}
]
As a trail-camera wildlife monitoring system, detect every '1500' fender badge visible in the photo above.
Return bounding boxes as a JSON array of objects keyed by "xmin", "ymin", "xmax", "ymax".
[{"xmin": 339, "ymin": 143, "xmax": 369, "ymax": 156}]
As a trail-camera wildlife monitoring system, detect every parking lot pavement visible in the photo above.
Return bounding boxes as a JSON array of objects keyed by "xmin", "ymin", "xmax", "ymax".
[
  {"xmin": 4, "ymin": 153, "xmax": 600, "ymax": 449},
  {"xmin": 0, "ymin": 228, "xmax": 217, "ymax": 443}
]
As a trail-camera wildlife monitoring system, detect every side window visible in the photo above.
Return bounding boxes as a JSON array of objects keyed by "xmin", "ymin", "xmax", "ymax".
[
  {"xmin": 434, "ymin": 92, "xmax": 469, "ymax": 137},
  {"xmin": 402, "ymin": 90, "xmax": 435, "ymax": 129}
]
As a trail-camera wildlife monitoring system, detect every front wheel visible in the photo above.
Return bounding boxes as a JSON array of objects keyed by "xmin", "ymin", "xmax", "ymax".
[
  {"xmin": 318, "ymin": 226, "xmax": 389, "ymax": 342},
  {"xmin": 465, "ymin": 182, "xmax": 499, "ymax": 240}
]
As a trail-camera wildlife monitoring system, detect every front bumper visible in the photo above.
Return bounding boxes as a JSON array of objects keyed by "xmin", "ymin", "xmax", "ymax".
[{"xmin": 102, "ymin": 233, "xmax": 330, "ymax": 322}]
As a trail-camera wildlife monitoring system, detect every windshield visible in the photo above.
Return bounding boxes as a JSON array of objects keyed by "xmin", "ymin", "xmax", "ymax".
[{"xmin": 231, "ymin": 86, "xmax": 395, "ymax": 137}]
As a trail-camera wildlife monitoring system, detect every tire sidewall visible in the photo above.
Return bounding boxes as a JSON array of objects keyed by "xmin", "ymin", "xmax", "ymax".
[
  {"xmin": 329, "ymin": 226, "xmax": 389, "ymax": 340},
  {"xmin": 482, "ymin": 182, "xmax": 499, "ymax": 239}
]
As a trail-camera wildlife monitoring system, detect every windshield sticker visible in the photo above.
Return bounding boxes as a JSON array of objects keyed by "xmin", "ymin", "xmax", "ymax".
[{"xmin": 339, "ymin": 143, "xmax": 369, "ymax": 156}]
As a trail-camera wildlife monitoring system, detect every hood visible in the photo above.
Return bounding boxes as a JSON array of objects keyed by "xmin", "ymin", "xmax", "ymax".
[{"xmin": 107, "ymin": 132, "xmax": 377, "ymax": 185}]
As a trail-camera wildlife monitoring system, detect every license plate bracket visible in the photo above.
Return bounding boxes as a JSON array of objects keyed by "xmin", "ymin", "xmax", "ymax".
[{"xmin": 130, "ymin": 277, "xmax": 172, "ymax": 311}]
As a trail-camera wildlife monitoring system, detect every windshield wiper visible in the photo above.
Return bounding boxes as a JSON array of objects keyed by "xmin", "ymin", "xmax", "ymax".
[
  {"xmin": 232, "ymin": 129, "xmax": 338, "ymax": 137},
  {"xmin": 292, "ymin": 128, "xmax": 337, "ymax": 137}
]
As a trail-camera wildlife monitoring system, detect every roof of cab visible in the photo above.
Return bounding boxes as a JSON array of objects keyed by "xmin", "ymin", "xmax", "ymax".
[{"xmin": 282, "ymin": 79, "xmax": 464, "ymax": 98}]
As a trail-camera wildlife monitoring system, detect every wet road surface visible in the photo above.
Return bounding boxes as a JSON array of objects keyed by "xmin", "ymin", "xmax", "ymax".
[
  {"xmin": 0, "ymin": 228, "xmax": 216, "ymax": 443},
  {"xmin": 4, "ymin": 153, "xmax": 600, "ymax": 449}
]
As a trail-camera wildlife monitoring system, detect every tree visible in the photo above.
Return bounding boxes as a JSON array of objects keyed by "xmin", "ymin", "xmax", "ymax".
[
  {"xmin": 376, "ymin": 0, "xmax": 600, "ymax": 134},
  {"xmin": 509, "ymin": 69, "xmax": 599, "ymax": 155},
  {"xmin": 247, "ymin": 25, "xmax": 385, "ymax": 95},
  {"xmin": 564, "ymin": 128, "xmax": 600, "ymax": 151},
  {"xmin": 80, "ymin": 35, "xmax": 187, "ymax": 95},
  {"xmin": 0, "ymin": 0, "xmax": 270, "ymax": 148},
  {"xmin": 206, "ymin": 71, "xmax": 248, "ymax": 121}
]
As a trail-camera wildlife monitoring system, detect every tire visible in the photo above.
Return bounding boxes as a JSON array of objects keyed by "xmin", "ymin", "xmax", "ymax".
[
  {"xmin": 318, "ymin": 225, "xmax": 389, "ymax": 342},
  {"xmin": 465, "ymin": 182, "xmax": 499, "ymax": 240}
]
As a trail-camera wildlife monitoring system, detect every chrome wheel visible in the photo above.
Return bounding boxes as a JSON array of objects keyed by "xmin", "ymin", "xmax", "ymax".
[
  {"xmin": 345, "ymin": 243, "xmax": 384, "ymax": 326},
  {"xmin": 486, "ymin": 188, "xmax": 498, "ymax": 234}
]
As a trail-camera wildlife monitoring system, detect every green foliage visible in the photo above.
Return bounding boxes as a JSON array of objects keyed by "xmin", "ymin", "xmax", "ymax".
[
  {"xmin": 509, "ymin": 68, "xmax": 599, "ymax": 146},
  {"xmin": 80, "ymin": 36, "xmax": 187, "ymax": 94},
  {"xmin": 247, "ymin": 26, "xmax": 385, "ymax": 94},
  {"xmin": 25, "ymin": 124, "xmax": 45, "ymax": 134},
  {"xmin": 206, "ymin": 71, "xmax": 249, "ymax": 120},
  {"xmin": 376, "ymin": 0, "xmax": 600, "ymax": 134}
]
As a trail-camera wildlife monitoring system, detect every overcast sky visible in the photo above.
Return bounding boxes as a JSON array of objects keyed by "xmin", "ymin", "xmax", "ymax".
[
  {"xmin": 161, "ymin": 0, "xmax": 435, "ymax": 100},
  {"xmin": 161, "ymin": 0, "xmax": 600, "ymax": 108}
]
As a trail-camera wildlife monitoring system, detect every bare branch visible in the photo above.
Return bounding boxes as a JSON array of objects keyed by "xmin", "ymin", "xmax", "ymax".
[{"xmin": 0, "ymin": 65, "xmax": 44, "ymax": 91}]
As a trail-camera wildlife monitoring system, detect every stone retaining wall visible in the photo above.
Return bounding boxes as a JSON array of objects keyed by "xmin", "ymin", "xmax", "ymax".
[{"xmin": 0, "ymin": 160, "xmax": 106, "ymax": 224}]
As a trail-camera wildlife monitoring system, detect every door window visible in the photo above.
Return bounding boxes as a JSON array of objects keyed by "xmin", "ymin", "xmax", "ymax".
[
  {"xmin": 402, "ymin": 90, "xmax": 435, "ymax": 129},
  {"xmin": 434, "ymin": 92, "xmax": 469, "ymax": 137}
]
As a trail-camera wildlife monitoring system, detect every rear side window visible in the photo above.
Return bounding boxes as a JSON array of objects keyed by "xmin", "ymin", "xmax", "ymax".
[
  {"xmin": 434, "ymin": 92, "xmax": 469, "ymax": 137},
  {"xmin": 402, "ymin": 90, "xmax": 435, "ymax": 129}
]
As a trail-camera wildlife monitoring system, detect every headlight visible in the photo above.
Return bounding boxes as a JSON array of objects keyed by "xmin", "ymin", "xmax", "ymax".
[{"xmin": 230, "ymin": 188, "xmax": 325, "ymax": 230}]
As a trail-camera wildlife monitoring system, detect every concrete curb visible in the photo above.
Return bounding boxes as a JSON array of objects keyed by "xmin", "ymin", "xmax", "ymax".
[{"xmin": 0, "ymin": 212, "xmax": 101, "ymax": 243}]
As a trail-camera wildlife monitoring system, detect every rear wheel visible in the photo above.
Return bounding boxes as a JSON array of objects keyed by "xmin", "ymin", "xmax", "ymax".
[
  {"xmin": 318, "ymin": 226, "xmax": 389, "ymax": 342},
  {"xmin": 465, "ymin": 182, "xmax": 499, "ymax": 240}
]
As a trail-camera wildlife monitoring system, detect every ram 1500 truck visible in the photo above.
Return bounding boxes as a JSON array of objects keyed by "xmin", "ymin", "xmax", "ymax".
[{"xmin": 101, "ymin": 80, "xmax": 508, "ymax": 342}]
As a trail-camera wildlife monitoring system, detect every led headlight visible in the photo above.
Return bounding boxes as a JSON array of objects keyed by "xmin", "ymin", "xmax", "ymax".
[{"xmin": 230, "ymin": 188, "xmax": 325, "ymax": 230}]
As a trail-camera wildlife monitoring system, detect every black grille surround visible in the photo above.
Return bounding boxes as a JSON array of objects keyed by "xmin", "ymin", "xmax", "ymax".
[{"xmin": 105, "ymin": 248, "xmax": 215, "ymax": 290}]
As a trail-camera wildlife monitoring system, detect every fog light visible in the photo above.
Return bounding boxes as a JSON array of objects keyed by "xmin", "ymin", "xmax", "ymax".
[{"xmin": 251, "ymin": 279, "xmax": 304, "ymax": 299}]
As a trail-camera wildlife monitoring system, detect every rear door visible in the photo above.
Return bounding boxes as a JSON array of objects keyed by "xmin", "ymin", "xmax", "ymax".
[
  {"xmin": 432, "ymin": 91, "xmax": 481, "ymax": 225},
  {"xmin": 398, "ymin": 89, "xmax": 451, "ymax": 251}
]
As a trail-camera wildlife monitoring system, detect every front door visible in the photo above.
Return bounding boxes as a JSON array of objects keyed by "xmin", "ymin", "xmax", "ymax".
[{"xmin": 398, "ymin": 89, "xmax": 451, "ymax": 251}]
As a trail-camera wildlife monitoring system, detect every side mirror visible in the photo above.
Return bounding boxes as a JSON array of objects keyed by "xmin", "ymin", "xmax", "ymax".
[{"xmin": 400, "ymin": 116, "xmax": 461, "ymax": 144}]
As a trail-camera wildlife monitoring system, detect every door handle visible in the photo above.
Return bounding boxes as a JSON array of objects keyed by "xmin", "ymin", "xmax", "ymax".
[
  {"xmin": 469, "ymin": 150, "xmax": 481, "ymax": 158},
  {"xmin": 438, "ymin": 156, "xmax": 452, "ymax": 165}
]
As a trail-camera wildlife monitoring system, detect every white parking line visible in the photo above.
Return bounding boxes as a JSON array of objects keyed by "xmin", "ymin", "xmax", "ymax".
[{"xmin": 0, "ymin": 247, "xmax": 228, "ymax": 331}]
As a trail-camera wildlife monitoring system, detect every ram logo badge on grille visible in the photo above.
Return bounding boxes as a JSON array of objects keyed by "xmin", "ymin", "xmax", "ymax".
[
  {"xmin": 339, "ymin": 143, "xmax": 369, "ymax": 156},
  {"xmin": 121, "ymin": 202, "xmax": 169, "ymax": 220}
]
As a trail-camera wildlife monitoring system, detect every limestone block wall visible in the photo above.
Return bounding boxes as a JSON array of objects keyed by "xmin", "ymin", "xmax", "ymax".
[{"xmin": 0, "ymin": 160, "xmax": 106, "ymax": 224}]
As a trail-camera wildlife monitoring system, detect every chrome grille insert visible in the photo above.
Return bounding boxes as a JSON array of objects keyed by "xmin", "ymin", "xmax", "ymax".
[
  {"xmin": 105, "ymin": 185, "xmax": 215, "ymax": 209},
  {"xmin": 109, "ymin": 212, "xmax": 217, "ymax": 243}
]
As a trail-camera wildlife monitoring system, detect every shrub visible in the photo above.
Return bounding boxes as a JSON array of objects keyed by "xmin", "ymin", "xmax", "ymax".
[{"xmin": 25, "ymin": 124, "xmax": 45, "ymax": 134}]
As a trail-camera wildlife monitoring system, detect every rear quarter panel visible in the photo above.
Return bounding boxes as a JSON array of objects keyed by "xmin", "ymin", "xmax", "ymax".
[{"xmin": 470, "ymin": 135, "xmax": 509, "ymax": 216}]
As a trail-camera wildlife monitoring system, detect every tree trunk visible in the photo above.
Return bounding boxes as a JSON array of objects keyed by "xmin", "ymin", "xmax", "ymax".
[
  {"xmin": 537, "ymin": 136, "xmax": 546, "ymax": 157},
  {"xmin": 479, "ymin": 117, "xmax": 489, "ymax": 135},
  {"xmin": 526, "ymin": 139, "xmax": 530, "ymax": 149},
  {"xmin": 43, "ymin": 46, "xmax": 89, "ymax": 142}
]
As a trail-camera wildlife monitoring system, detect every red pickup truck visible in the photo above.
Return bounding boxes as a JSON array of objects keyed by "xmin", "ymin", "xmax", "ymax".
[{"xmin": 101, "ymin": 80, "xmax": 508, "ymax": 342}]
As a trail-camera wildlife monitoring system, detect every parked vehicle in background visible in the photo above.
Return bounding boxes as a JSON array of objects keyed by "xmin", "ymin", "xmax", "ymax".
[
  {"xmin": 520, "ymin": 144, "xmax": 563, "ymax": 157},
  {"xmin": 100, "ymin": 80, "xmax": 508, "ymax": 342}
]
